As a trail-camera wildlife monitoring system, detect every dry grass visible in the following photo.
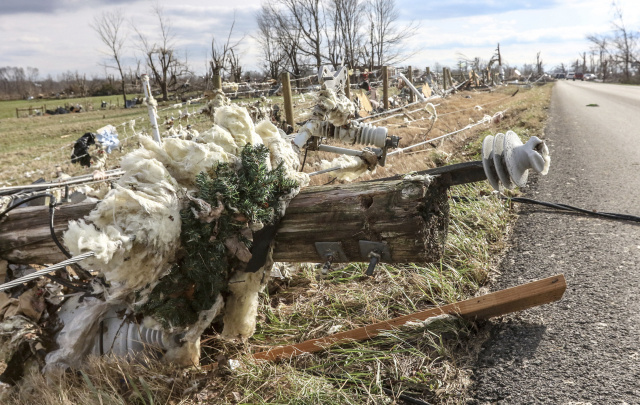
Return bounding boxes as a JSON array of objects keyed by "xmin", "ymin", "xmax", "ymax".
[{"xmin": 0, "ymin": 83, "xmax": 553, "ymax": 404}]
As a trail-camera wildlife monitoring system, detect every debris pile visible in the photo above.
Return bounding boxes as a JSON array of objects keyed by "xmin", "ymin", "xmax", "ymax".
[{"xmin": 1, "ymin": 103, "xmax": 309, "ymax": 376}]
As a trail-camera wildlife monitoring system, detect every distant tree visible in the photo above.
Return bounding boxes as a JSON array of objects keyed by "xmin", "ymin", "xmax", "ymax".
[
  {"xmin": 536, "ymin": 51, "xmax": 544, "ymax": 75},
  {"xmin": 209, "ymin": 15, "xmax": 245, "ymax": 86},
  {"xmin": 587, "ymin": 33, "xmax": 609, "ymax": 80},
  {"xmin": 255, "ymin": 5, "xmax": 287, "ymax": 79},
  {"xmin": 328, "ymin": 0, "xmax": 366, "ymax": 68},
  {"xmin": 611, "ymin": 2, "xmax": 637, "ymax": 82},
  {"xmin": 366, "ymin": 0, "xmax": 416, "ymax": 69},
  {"xmin": 93, "ymin": 9, "xmax": 128, "ymax": 106},
  {"xmin": 275, "ymin": 0, "xmax": 325, "ymax": 69},
  {"xmin": 135, "ymin": 4, "xmax": 189, "ymax": 101}
]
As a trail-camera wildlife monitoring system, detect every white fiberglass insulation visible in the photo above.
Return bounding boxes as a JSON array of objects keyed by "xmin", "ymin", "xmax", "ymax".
[
  {"xmin": 316, "ymin": 155, "xmax": 370, "ymax": 182},
  {"xmin": 315, "ymin": 89, "xmax": 355, "ymax": 126},
  {"xmin": 56, "ymin": 105, "xmax": 304, "ymax": 369}
]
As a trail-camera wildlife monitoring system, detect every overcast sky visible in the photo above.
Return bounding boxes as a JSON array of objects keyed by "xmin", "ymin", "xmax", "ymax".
[{"xmin": 1, "ymin": 0, "xmax": 639, "ymax": 80}]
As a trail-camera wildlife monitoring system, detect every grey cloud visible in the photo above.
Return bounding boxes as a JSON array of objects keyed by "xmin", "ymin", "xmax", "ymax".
[{"xmin": 1, "ymin": 0, "xmax": 143, "ymax": 15}]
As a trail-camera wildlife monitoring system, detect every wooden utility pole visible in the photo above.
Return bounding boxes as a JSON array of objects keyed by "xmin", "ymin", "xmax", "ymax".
[
  {"xmin": 407, "ymin": 66, "xmax": 414, "ymax": 102},
  {"xmin": 382, "ymin": 66, "xmax": 389, "ymax": 110},
  {"xmin": 0, "ymin": 175, "xmax": 455, "ymax": 265},
  {"xmin": 280, "ymin": 72, "xmax": 295, "ymax": 130},
  {"xmin": 213, "ymin": 75, "xmax": 222, "ymax": 90},
  {"xmin": 345, "ymin": 67, "xmax": 351, "ymax": 100}
]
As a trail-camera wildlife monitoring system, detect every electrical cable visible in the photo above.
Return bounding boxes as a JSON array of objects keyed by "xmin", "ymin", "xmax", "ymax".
[
  {"xmin": 48, "ymin": 196, "xmax": 93, "ymax": 280},
  {"xmin": 0, "ymin": 193, "xmax": 93, "ymax": 288},
  {"xmin": 451, "ymin": 195, "xmax": 640, "ymax": 223}
]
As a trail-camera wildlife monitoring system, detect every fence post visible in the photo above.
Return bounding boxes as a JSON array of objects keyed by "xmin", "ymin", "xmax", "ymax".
[
  {"xmin": 345, "ymin": 69, "xmax": 351, "ymax": 100},
  {"xmin": 15, "ymin": 108, "xmax": 19, "ymax": 118},
  {"xmin": 407, "ymin": 65, "xmax": 414, "ymax": 103},
  {"xmin": 382, "ymin": 66, "xmax": 389, "ymax": 110},
  {"xmin": 141, "ymin": 73, "xmax": 161, "ymax": 144},
  {"xmin": 280, "ymin": 72, "xmax": 295, "ymax": 131}
]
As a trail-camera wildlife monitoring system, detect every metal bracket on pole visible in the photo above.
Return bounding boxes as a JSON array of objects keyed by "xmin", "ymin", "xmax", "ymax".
[
  {"xmin": 359, "ymin": 241, "xmax": 391, "ymax": 276},
  {"xmin": 141, "ymin": 74, "xmax": 162, "ymax": 144}
]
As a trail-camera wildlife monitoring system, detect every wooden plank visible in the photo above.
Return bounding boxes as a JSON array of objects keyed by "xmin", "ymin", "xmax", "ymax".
[
  {"xmin": 422, "ymin": 82, "xmax": 432, "ymax": 98},
  {"xmin": 253, "ymin": 274, "xmax": 566, "ymax": 361},
  {"xmin": 356, "ymin": 90, "xmax": 373, "ymax": 114}
]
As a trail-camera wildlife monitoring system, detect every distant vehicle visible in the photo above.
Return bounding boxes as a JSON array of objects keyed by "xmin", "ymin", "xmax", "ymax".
[
  {"xmin": 574, "ymin": 72, "xmax": 584, "ymax": 81},
  {"xmin": 567, "ymin": 72, "xmax": 575, "ymax": 80},
  {"xmin": 584, "ymin": 73, "xmax": 596, "ymax": 81},
  {"xmin": 554, "ymin": 73, "xmax": 566, "ymax": 79}
]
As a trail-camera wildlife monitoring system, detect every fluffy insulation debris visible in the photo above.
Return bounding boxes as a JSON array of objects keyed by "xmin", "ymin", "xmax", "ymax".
[
  {"xmin": 315, "ymin": 155, "xmax": 371, "ymax": 182},
  {"xmin": 314, "ymin": 88, "xmax": 356, "ymax": 126},
  {"xmin": 55, "ymin": 104, "xmax": 304, "ymax": 370}
]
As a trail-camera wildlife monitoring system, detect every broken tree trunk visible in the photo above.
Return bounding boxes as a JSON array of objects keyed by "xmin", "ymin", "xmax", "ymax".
[
  {"xmin": 253, "ymin": 274, "xmax": 567, "ymax": 361},
  {"xmin": 0, "ymin": 176, "xmax": 450, "ymax": 265}
]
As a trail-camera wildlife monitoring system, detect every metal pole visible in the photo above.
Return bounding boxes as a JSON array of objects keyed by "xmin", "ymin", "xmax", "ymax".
[
  {"xmin": 280, "ymin": 72, "xmax": 295, "ymax": 130},
  {"xmin": 398, "ymin": 72, "xmax": 425, "ymax": 102},
  {"xmin": 382, "ymin": 66, "xmax": 389, "ymax": 110},
  {"xmin": 141, "ymin": 74, "xmax": 161, "ymax": 144}
]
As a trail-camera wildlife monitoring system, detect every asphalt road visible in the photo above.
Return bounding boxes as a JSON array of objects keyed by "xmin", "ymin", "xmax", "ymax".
[{"xmin": 470, "ymin": 81, "xmax": 640, "ymax": 404}]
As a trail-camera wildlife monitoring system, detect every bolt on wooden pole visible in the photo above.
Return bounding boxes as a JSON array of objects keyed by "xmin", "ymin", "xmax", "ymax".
[
  {"xmin": 407, "ymin": 65, "xmax": 414, "ymax": 103},
  {"xmin": 280, "ymin": 72, "xmax": 295, "ymax": 130},
  {"xmin": 382, "ymin": 66, "xmax": 389, "ymax": 110}
]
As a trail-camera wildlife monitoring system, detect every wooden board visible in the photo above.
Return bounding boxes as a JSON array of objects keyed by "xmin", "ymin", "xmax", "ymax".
[
  {"xmin": 422, "ymin": 83, "xmax": 432, "ymax": 98},
  {"xmin": 356, "ymin": 90, "xmax": 373, "ymax": 114},
  {"xmin": 253, "ymin": 274, "xmax": 566, "ymax": 361}
]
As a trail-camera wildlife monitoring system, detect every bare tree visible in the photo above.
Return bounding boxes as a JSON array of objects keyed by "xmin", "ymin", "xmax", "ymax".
[
  {"xmin": 272, "ymin": 0, "xmax": 325, "ymax": 69},
  {"xmin": 366, "ymin": 0, "xmax": 416, "ymax": 69},
  {"xmin": 210, "ymin": 16, "xmax": 244, "ymax": 82},
  {"xmin": 327, "ymin": 0, "xmax": 365, "ymax": 68},
  {"xmin": 611, "ymin": 2, "xmax": 637, "ymax": 82},
  {"xmin": 135, "ymin": 4, "xmax": 188, "ymax": 101},
  {"xmin": 93, "ymin": 9, "xmax": 128, "ymax": 106},
  {"xmin": 587, "ymin": 33, "xmax": 609, "ymax": 80},
  {"xmin": 536, "ymin": 51, "xmax": 544, "ymax": 76},
  {"xmin": 260, "ymin": 0, "xmax": 309, "ymax": 76},
  {"xmin": 255, "ymin": 5, "xmax": 287, "ymax": 79}
]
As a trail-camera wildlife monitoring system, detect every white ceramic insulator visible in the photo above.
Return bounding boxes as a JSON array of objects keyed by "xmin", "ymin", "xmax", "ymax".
[{"xmin": 355, "ymin": 124, "xmax": 388, "ymax": 148}]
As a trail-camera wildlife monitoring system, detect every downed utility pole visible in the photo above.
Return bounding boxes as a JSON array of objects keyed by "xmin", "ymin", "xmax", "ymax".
[{"xmin": 0, "ymin": 172, "xmax": 452, "ymax": 266}]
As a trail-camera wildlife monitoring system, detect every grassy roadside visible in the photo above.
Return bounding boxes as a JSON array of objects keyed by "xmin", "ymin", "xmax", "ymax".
[{"xmin": 1, "ymin": 83, "xmax": 554, "ymax": 404}]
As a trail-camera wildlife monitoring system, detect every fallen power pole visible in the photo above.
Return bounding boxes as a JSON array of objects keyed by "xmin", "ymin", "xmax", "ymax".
[
  {"xmin": 253, "ymin": 274, "xmax": 566, "ymax": 361},
  {"xmin": 1, "ymin": 163, "xmax": 488, "ymax": 266}
]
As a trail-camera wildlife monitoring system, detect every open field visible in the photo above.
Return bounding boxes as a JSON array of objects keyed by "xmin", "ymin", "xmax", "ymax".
[{"xmin": 0, "ymin": 83, "xmax": 554, "ymax": 404}]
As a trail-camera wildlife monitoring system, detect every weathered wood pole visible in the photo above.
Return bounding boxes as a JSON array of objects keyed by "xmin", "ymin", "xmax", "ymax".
[
  {"xmin": 280, "ymin": 72, "xmax": 295, "ymax": 130},
  {"xmin": 382, "ymin": 66, "xmax": 389, "ymax": 110},
  {"xmin": 345, "ymin": 70, "xmax": 351, "ymax": 100},
  {"xmin": 213, "ymin": 75, "xmax": 222, "ymax": 90},
  {"xmin": 0, "ymin": 177, "xmax": 450, "ymax": 265},
  {"xmin": 407, "ymin": 65, "xmax": 414, "ymax": 103}
]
